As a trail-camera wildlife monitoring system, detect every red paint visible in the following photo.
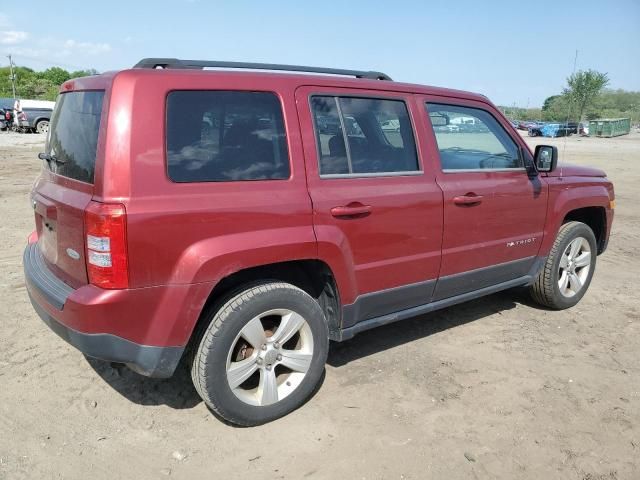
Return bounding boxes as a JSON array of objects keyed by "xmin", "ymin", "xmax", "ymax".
[{"xmin": 26, "ymin": 68, "xmax": 614, "ymax": 348}]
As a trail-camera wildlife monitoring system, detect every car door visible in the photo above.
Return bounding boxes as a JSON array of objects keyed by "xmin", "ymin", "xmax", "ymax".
[
  {"xmin": 420, "ymin": 97, "xmax": 547, "ymax": 300},
  {"xmin": 295, "ymin": 86, "xmax": 443, "ymax": 328}
]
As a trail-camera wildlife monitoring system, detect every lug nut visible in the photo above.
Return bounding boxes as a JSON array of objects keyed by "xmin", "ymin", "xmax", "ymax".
[
  {"xmin": 265, "ymin": 365, "xmax": 271, "ymax": 371},
  {"xmin": 256, "ymin": 358, "xmax": 263, "ymax": 365},
  {"xmin": 274, "ymin": 342, "xmax": 280, "ymax": 349},
  {"xmin": 261, "ymin": 344, "xmax": 267, "ymax": 351},
  {"xmin": 277, "ymin": 354, "xmax": 282, "ymax": 361}
]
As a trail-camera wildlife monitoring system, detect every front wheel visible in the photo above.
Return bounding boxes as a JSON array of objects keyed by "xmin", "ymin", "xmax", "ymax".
[
  {"xmin": 191, "ymin": 282, "xmax": 329, "ymax": 426},
  {"xmin": 530, "ymin": 221, "xmax": 597, "ymax": 309}
]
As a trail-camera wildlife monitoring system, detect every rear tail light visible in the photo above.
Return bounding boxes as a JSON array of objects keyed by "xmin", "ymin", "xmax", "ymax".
[{"xmin": 84, "ymin": 201, "xmax": 129, "ymax": 289}]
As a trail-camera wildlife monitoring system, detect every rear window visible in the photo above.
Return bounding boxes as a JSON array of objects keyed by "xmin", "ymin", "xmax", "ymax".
[
  {"xmin": 166, "ymin": 91, "xmax": 289, "ymax": 182},
  {"xmin": 46, "ymin": 91, "xmax": 104, "ymax": 184}
]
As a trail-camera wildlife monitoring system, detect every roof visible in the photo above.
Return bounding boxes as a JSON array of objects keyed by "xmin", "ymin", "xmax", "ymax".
[{"xmin": 62, "ymin": 66, "xmax": 491, "ymax": 106}]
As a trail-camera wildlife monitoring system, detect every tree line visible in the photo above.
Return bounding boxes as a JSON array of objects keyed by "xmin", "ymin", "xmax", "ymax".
[
  {"xmin": 0, "ymin": 65, "xmax": 97, "ymax": 101},
  {"xmin": 501, "ymin": 70, "xmax": 639, "ymax": 123},
  {"xmin": 2, "ymin": 65, "xmax": 637, "ymax": 123}
]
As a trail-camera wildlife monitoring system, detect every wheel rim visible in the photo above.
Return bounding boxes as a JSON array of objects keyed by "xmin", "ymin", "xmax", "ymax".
[
  {"xmin": 37, "ymin": 122, "xmax": 49, "ymax": 134},
  {"xmin": 558, "ymin": 236, "xmax": 592, "ymax": 298},
  {"xmin": 226, "ymin": 308, "xmax": 314, "ymax": 407}
]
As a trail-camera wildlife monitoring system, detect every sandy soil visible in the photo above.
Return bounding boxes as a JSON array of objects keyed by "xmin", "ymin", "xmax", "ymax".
[{"xmin": 0, "ymin": 129, "xmax": 638, "ymax": 480}]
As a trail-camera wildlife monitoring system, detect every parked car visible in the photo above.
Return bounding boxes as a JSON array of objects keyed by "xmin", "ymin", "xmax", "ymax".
[
  {"xmin": 0, "ymin": 106, "xmax": 29, "ymax": 132},
  {"xmin": 528, "ymin": 123, "xmax": 544, "ymax": 137},
  {"xmin": 24, "ymin": 58, "xmax": 615, "ymax": 426},
  {"xmin": 22, "ymin": 107, "xmax": 53, "ymax": 133},
  {"xmin": 380, "ymin": 119, "xmax": 400, "ymax": 132},
  {"xmin": 0, "ymin": 98, "xmax": 53, "ymax": 133},
  {"xmin": 564, "ymin": 122, "xmax": 579, "ymax": 135},
  {"xmin": 0, "ymin": 108, "xmax": 9, "ymax": 130},
  {"xmin": 541, "ymin": 123, "xmax": 574, "ymax": 138}
]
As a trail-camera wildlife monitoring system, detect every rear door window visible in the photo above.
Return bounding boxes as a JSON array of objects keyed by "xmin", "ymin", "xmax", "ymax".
[
  {"xmin": 310, "ymin": 96, "xmax": 419, "ymax": 176},
  {"xmin": 46, "ymin": 91, "xmax": 105, "ymax": 184},
  {"xmin": 166, "ymin": 91, "xmax": 289, "ymax": 182}
]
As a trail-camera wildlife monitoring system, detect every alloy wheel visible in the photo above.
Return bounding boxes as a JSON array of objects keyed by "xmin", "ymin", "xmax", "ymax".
[
  {"xmin": 226, "ymin": 308, "xmax": 314, "ymax": 406},
  {"xmin": 558, "ymin": 236, "xmax": 592, "ymax": 297}
]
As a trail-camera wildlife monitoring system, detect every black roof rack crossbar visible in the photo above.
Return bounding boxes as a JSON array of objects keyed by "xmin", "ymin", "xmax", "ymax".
[{"xmin": 133, "ymin": 58, "xmax": 392, "ymax": 81}]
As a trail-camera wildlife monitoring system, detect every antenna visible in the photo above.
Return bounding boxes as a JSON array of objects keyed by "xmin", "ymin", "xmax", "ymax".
[{"xmin": 563, "ymin": 49, "xmax": 579, "ymax": 157}]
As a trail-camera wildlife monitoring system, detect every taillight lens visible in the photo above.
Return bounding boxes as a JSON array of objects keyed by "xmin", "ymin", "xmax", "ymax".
[{"xmin": 84, "ymin": 201, "xmax": 129, "ymax": 289}]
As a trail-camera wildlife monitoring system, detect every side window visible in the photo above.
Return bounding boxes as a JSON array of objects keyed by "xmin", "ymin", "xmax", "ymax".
[
  {"xmin": 311, "ymin": 96, "xmax": 419, "ymax": 176},
  {"xmin": 426, "ymin": 103, "xmax": 522, "ymax": 171},
  {"xmin": 166, "ymin": 91, "xmax": 289, "ymax": 182}
]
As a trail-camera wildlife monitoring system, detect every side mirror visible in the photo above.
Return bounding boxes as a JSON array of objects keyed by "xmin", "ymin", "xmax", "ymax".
[{"xmin": 534, "ymin": 145, "xmax": 558, "ymax": 173}]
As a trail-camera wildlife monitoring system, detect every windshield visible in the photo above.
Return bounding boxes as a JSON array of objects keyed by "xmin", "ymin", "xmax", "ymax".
[{"xmin": 46, "ymin": 91, "xmax": 104, "ymax": 184}]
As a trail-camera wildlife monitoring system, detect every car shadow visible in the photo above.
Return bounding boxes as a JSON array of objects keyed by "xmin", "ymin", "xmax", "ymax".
[
  {"xmin": 327, "ymin": 288, "xmax": 534, "ymax": 367},
  {"xmin": 85, "ymin": 355, "xmax": 202, "ymax": 409},
  {"xmin": 86, "ymin": 288, "xmax": 535, "ymax": 410}
]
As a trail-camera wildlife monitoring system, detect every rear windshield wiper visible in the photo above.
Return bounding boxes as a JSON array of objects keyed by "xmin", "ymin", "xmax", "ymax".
[{"xmin": 38, "ymin": 152, "xmax": 66, "ymax": 165}]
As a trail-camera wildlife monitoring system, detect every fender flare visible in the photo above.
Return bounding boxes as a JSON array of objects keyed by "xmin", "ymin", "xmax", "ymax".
[{"xmin": 539, "ymin": 182, "xmax": 610, "ymax": 256}]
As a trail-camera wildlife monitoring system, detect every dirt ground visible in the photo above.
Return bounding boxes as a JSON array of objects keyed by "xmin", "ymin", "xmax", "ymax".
[{"xmin": 0, "ymin": 129, "xmax": 638, "ymax": 480}]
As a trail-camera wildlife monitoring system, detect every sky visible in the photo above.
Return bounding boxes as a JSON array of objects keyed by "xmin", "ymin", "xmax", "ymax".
[{"xmin": 0, "ymin": 0, "xmax": 638, "ymax": 107}]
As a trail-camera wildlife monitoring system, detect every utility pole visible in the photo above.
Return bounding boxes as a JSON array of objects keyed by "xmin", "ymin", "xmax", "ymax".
[{"xmin": 7, "ymin": 54, "xmax": 17, "ymax": 99}]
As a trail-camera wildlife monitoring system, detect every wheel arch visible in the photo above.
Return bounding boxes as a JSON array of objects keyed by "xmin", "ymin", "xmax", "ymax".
[
  {"xmin": 540, "ymin": 183, "xmax": 611, "ymax": 257},
  {"xmin": 562, "ymin": 206, "xmax": 607, "ymax": 253},
  {"xmin": 186, "ymin": 259, "xmax": 342, "ymax": 352}
]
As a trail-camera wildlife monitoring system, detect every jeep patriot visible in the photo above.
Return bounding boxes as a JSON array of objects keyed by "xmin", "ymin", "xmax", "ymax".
[{"xmin": 24, "ymin": 58, "xmax": 615, "ymax": 425}]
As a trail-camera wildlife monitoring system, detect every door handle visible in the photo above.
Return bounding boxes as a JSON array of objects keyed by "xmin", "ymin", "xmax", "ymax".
[
  {"xmin": 330, "ymin": 203, "xmax": 372, "ymax": 218},
  {"xmin": 453, "ymin": 194, "xmax": 484, "ymax": 206}
]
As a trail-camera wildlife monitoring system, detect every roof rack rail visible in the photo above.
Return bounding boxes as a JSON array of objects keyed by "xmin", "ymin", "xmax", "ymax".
[{"xmin": 133, "ymin": 58, "xmax": 392, "ymax": 81}]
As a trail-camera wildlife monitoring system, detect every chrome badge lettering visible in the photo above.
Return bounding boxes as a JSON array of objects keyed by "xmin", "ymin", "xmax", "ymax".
[
  {"xmin": 507, "ymin": 237, "xmax": 536, "ymax": 247},
  {"xmin": 66, "ymin": 248, "xmax": 80, "ymax": 260}
]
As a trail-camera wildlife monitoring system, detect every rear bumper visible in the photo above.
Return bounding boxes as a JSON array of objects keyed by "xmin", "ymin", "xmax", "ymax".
[
  {"xmin": 27, "ymin": 292, "xmax": 183, "ymax": 377},
  {"xmin": 23, "ymin": 243, "xmax": 212, "ymax": 378}
]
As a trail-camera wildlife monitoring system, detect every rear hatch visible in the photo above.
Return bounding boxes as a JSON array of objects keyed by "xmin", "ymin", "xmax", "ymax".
[{"xmin": 33, "ymin": 90, "xmax": 105, "ymax": 288}]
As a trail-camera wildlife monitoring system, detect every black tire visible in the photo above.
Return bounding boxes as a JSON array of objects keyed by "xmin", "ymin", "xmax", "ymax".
[
  {"xmin": 530, "ymin": 221, "xmax": 597, "ymax": 309},
  {"xmin": 191, "ymin": 281, "xmax": 329, "ymax": 426}
]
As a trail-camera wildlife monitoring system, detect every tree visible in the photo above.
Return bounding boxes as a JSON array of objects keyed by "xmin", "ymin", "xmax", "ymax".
[
  {"xmin": 0, "ymin": 65, "xmax": 97, "ymax": 101},
  {"xmin": 40, "ymin": 67, "xmax": 71, "ymax": 86},
  {"xmin": 564, "ymin": 69, "xmax": 609, "ymax": 122},
  {"xmin": 542, "ymin": 95, "xmax": 561, "ymax": 112}
]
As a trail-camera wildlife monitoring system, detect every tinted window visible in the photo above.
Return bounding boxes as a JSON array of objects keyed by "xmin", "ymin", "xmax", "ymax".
[
  {"xmin": 426, "ymin": 103, "xmax": 522, "ymax": 171},
  {"xmin": 311, "ymin": 96, "xmax": 419, "ymax": 175},
  {"xmin": 167, "ymin": 91, "xmax": 289, "ymax": 182},
  {"xmin": 46, "ymin": 91, "xmax": 104, "ymax": 184}
]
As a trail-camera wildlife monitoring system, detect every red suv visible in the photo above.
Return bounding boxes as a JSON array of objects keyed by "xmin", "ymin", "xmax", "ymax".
[{"xmin": 24, "ymin": 58, "xmax": 615, "ymax": 425}]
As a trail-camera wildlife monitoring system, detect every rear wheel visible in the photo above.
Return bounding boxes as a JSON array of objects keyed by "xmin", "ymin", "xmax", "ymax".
[
  {"xmin": 191, "ymin": 282, "xmax": 329, "ymax": 426},
  {"xmin": 530, "ymin": 221, "xmax": 597, "ymax": 309},
  {"xmin": 35, "ymin": 120, "xmax": 49, "ymax": 134}
]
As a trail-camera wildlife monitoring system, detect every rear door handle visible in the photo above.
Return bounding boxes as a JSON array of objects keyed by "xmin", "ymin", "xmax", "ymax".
[
  {"xmin": 453, "ymin": 194, "xmax": 484, "ymax": 206},
  {"xmin": 330, "ymin": 203, "xmax": 372, "ymax": 218}
]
